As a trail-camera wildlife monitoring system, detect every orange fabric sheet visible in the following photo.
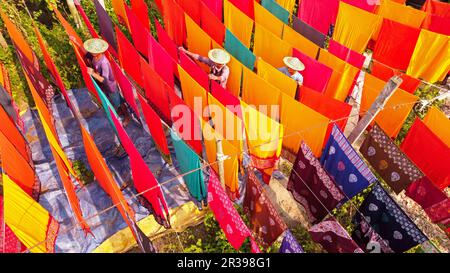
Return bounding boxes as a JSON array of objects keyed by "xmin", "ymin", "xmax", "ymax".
[
  {"xmin": 333, "ymin": 2, "xmax": 381, "ymax": 53},
  {"xmin": 254, "ymin": 23, "xmax": 293, "ymax": 68},
  {"xmin": 185, "ymin": 14, "xmax": 212, "ymax": 73},
  {"xmin": 282, "ymin": 26, "xmax": 320, "ymax": 59},
  {"xmin": 242, "ymin": 66, "xmax": 282, "ymax": 114},
  {"xmin": 280, "ymin": 93, "xmax": 329, "ymax": 157},
  {"xmin": 52, "ymin": 5, "xmax": 83, "ymax": 48},
  {"xmin": 254, "ymin": 2, "xmax": 284, "ymax": 38},
  {"xmin": 111, "ymin": 0, "xmax": 130, "ymax": 29},
  {"xmin": 224, "ymin": 0, "xmax": 254, "ymax": 48},
  {"xmin": 178, "ymin": 65, "xmax": 209, "ymax": 120},
  {"xmin": 406, "ymin": 29, "xmax": 450, "ymax": 83},
  {"xmin": 423, "ymin": 106, "xmax": 450, "ymax": 148},
  {"xmin": 318, "ymin": 50, "xmax": 360, "ymax": 102},
  {"xmin": 0, "ymin": 105, "xmax": 29, "ymax": 161},
  {"xmin": 360, "ymin": 74, "xmax": 418, "ymax": 138},
  {"xmin": 256, "ymin": 57, "xmax": 297, "ymax": 98}
]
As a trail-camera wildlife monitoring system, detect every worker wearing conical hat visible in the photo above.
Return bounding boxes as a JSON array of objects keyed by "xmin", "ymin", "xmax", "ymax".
[
  {"xmin": 179, "ymin": 47, "xmax": 231, "ymax": 89},
  {"xmin": 278, "ymin": 57, "xmax": 305, "ymax": 86}
]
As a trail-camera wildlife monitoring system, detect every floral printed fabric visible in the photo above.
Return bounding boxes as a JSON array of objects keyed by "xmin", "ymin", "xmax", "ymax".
[
  {"xmin": 244, "ymin": 170, "xmax": 287, "ymax": 248},
  {"xmin": 288, "ymin": 142, "xmax": 344, "ymax": 223},
  {"xmin": 309, "ymin": 217, "xmax": 364, "ymax": 253},
  {"xmin": 279, "ymin": 230, "xmax": 304, "ymax": 253},
  {"xmin": 320, "ymin": 125, "xmax": 377, "ymax": 200},
  {"xmin": 352, "ymin": 183, "xmax": 428, "ymax": 253},
  {"xmin": 352, "ymin": 218, "xmax": 394, "ymax": 253},
  {"xmin": 360, "ymin": 124, "xmax": 424, "ymax": 194}
]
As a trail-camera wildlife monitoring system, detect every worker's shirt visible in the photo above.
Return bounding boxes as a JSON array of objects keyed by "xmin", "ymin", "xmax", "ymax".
[
  {"xmin": 90, "ymin": 54, "xmax": 119, "ymax": 94},
  {"xmin": 278, "ymin": 66, "xmax": 304, "ymax": 84},
  {"xmin": 198, "ymin": 56, "xmax": 230, "ymax": 88}
]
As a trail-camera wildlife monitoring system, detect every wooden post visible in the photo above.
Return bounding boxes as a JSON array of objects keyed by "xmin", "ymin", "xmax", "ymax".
[
  {"xmin": 347, "ymin": 75, "xmax": 403, "ymax": 144},
  {"xmin": 215, "ymin": 137, "xmax": 226, "ymax": 187}
]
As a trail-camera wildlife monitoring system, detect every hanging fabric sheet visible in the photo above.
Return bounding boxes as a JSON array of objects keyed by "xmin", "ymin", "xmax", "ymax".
[
  {"xmin": 125, "ymin": 5, "xmax": 151, "ymax": 59},
  {"xmin": 370, "ymin": 62, "xmax": 421, "ymax": 94},
  {"xmin": 341, "ymin": 0, "xmax": 378, "ymax": 12},
  {"xmin": 137, "ymin": 93, "xmax": 170, "ymax": 155},
  {"xmin": 111, "ymin": 0, "xmax": 130, "ymax": 28},
  {"xmin": 406, "ymin": 29, "xmax": 450, "ymax": 83},
  {"xmin": 3, "ymin": 173, "xmax": 59, "ymax": 253},
  {"xmin": 170, "ymin": 130, "xmax": 207, "ymax": 203},
  {"xmin": 376, "ymin": 0, "xmax": 426, "ymax": 36},
  {"xmin": 309, "ymin": 217, "xmax": 364, "ymax": 253},
  {"xmin": 401, "ymin": 118, "xmax": 450, "ymax": 190},
  {"xmin": 274, "ymin": 0, "xmax": 296, "ymax": 14},
  {"xmin": 116, "ymin": 26, "xmax": 144, "ymax": 87},
  {"xmin": 279, "ymin": 230, "xmax": 304, "ymax": 253},
  {"xmin": 261, "ymin": 0, "xmax": 290, "ymax": 24},
  {"xmin": 244, "ymin": 170, "xmax": 288, "ymax": 248},
  {"xmin": 254, "ymin": 2, "xmax": 284, "ymax": 38},
  {"xmin": 297, "ymin": 0, "xmax": 339, "ymax": 35},
  {"xmin": 94, "ymin": 0, "xmax": 117, "ymax": 51},
  {"xmin": 256, "ymin": 58, "xmax": 297, "ymax": 98},
  {"xmin": 423, "ymin": 106, "xmax": 450, "ymax": 148},
  {"xmin": 242, "ymin": 66, "xmax": 282, "ymax": 110},
  {"xmin": 333, "ymin": 2, "xmax": 381, "ymax": 53},
  {"xmin": 373, "ymin": 19, "xmax": 421, "ymax": 71},
  {"xmin": 422, "ymin": 0, "xmax": 450, "ymax": 17},
  {"xmin": 162, "ymin": 0, "xmax": 186, "ymax": 46},
  {"xmin": 155, "ymin": 19, "xmax": 179, "ymax": 62},
  {"xmin": 280, "ymin": 93, "xmax": 329, "ymax": 157},
  {"xmin": 282, "ymin": 25, "xmax": 320, "ymax": 59},
  {"xmin": 292, "ymin": 17, "xmax": 326, "ymax": 48},
  {"xmin": 287, "ymin": 142, "xmax": 345, "ymax": 223},
  {"xmin": 0, "ymin": 104, "xmax": 29, "ymax": 162},
  {"xmin": 200, "ymin": 1, "xmax": 226, "ymax": 44},
  {"xmin": 352, "ymin": 183, "xmax": 428, "ymax": 253},
  {"xmin": 177, "ymin": 64, "xmax": 209, "ymax": 120},
  {"xmin": 224, "ymin": 29, "xmax": 256, "ymax": 70},
  {"xmin": 360, "ymin": 74, "xmax": 418, "ymax": 138},
  {"xmin": 207, "ymin": 170, "xmax": 260, "ymax": 252},
  {"xmin": 177, "ymin": 0, "xmax": 202, "ymax": 25},
  {"xmin": 328, "ymin": 39, "xmax": 365, "ymax": 69},
  {"xmin": 405, "ymin": 176, "xmax": 450, "ymax": 226},
  {"xmin": 110, "ymin": 109, "xmax": 171, "ymax": 228},
  {"xmin": 185, "ymin": 13, "xmax": 213, "ymax": 73},
  {"xmin": 224, "ymin": 0, "xmax": 254, "ymax": 48},
  {"xmin": 320, "ymin": 125, "xmax": 377, "ymax": 200},
  {"xmin": 422, "ymin": 13, "xmax": 450, "ymax": 36},
  {"xmin": 293, "ymin": 49, "xmax": 332, "ymax": 93},
  {"xmin": 201, "ymin": 0, "xmax": 223, "ymax": 21},
  {"xmin": 228, "ymin": 0, "xmax": 254, "ymax": 19},
  {"xmin": 359, "ymin": 124, "xmax": 424, "ymax": 194},
  {"xmin": 254, "ymin": 23, "xmax": 292, "ymax": 68},
  {"xmin": 0, "ymin": 194, "xmax": 25, "ymax": 253}
]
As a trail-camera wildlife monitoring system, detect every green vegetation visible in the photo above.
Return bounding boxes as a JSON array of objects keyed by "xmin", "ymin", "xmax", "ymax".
[{"xmin": 72, "ymin": 159, "xmax": 94, "ymax": 186}]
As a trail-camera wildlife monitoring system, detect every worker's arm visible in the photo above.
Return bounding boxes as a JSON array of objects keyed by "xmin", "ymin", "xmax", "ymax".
[
  {"xmin": 87, "ymin": 67, "xmax": 105, "ymax": 83},
  {"xmin": 178, "ymin": 46, "xmax": 201, "ymax": 61}
]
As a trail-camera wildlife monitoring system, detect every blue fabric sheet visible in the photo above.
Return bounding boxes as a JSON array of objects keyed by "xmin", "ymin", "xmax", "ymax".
[{"xmin": 224, "ymin": 29, "xmax": 256, "ymax": 70}]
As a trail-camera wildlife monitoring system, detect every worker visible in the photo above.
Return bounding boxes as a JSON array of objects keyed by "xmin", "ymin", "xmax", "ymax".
[
  {"xmin": 278, "ymin": 56, "xmax": 305, "ymax": 86},
  {"xmin": 178, "ymin": 47, "xmax": 231, "ymax": 89}
]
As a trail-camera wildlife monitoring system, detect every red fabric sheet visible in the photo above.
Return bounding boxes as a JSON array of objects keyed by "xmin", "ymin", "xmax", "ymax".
[
  {"xmin": 0, "ymin": 104, "xmax": 30, "ymax": 162},
  {"xmin": 373, "ymin": 19, "xmax": 421, "ymax": 71},
  {"xmin": 125, "ymin": 5, "xmax": 151, "ymax": 59},
  {"xmin": 140, "ymin": 59, "xmax": 172, "ymax": 125},
  {"xmin": 293, "ymin": 48, "xmax": 333, "ymax": 93},
  {"xmin": 229, "ymin": 0, "xmax": 254, "ymax": 19},
  {"xmin": 371, "ymin": 61, "xmax": 421, "ymax": 94},
  {"xmin": 210, "ymin": 81, "xmax": 243, "ymax": 119},
  {"xmin": 177, "ymin": 0, "xmax": 201, "ymax": 24},
  {"xmin": 116, "ymin": 26, "xmax": 144, "ymax": 87},
  {"xmin": 328, "ymin": 39, "xmax": 365, "ymax": 69},
  {"xmin": 401, "ymin": 118, "xmax": 450, "ymax": 190},
  {"xmin": 422, "ymin": 14, "xmax": 450, "ymax": 36},
  {"xmin": 110, "ymin": 109, "xmax": 170, "ymax": 227},
  {"xmin": 155, "ymin": 19, "xmax": 179, "ymax": 63},
  {"xmin": 137, "ymin": 93, "xmax": 170, "ymax": 155},
  {"xmin": 131, "ymin": 0, "xmax": 150, "ymax": 31},
  {"xmin": 298, "ymin": 0, "xmax": 339, "ymax": 35},
  {"xmin": 162, "ymin": 0, "xmax": 186, "ymax": 46},
  {"xmin": 167, "ymin": 89, "xmax": 203, "ymax": 155},
  {"xmin": 149, "ymin": 35, "xmax": 175, "ymax": 88},
  {"xmin": 179, "ymin": 52, "xmax": 209, "ymax": 90},
  {"xmin": 341, "ymin": 0, "xmax": 378, "ymax": 13},
  {"xmin": 109, "ymin": 57, "xmax": 140, "ymax": 118},
  {"xmin": 422, "ymin": 0, "xmax": 450, "ymax": 17},
  {"xmin": 200, "ymin": 1, "xmax": 226, "ymax": 44},
  {"xmin": 201, "ymin": 0, "xmax": 223, "ymax": 21},
  {"xmin": 298, "ymin": 87, "xmax": 352, "ymax": 146}
]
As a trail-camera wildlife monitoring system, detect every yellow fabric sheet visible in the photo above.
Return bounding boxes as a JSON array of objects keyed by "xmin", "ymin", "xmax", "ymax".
[
  {"xmin": 333, "ymin": 2, "xmax": 381, "ymax": 53},
  {"xmin": 242, "ymin": 66, "xmax": 282, "ymax": 114},
  {"xmin": 212, "ymin": 40, "xmax": 243, "ymax": 97},
  {"xmin": 406, "ymin": 29, "xmax": 450, "ymax": 83},
  {"xmin": 185, "ymin": 13, "xmax": 212, "ymax": 73},
  {"xmin": 361, "ymin": 74, "xmax": 418, "ymax": 138},
  {"xmin": 275, "ymin": 0, "xmax": 296, "ymax": 14},
  {"xmin": 178, "ymin": 65, "xmax": 208, "ymax": 120},
  {"xmin": 207, "ymin": 93, "xmax": 244, "ymax": 153},
  {"xmin": 255, "ymin": 2, "xmax": 284, "ymax": 38},
  {"xmin": 93, "ymin": 202, "xmax": 206, "ymax": 253},
  {"xmin": 254, "ymin": 23, "xmax": 293, "ymax": 68},
  {"xmin": 282, "ymin": 26, "xmax": 319, "ymax": 59},
  {"xmin": 423, "ymin": 106, "xmax": 450, "ymax": 148},
  {"xmin": 318, "ymin": 50, "xmax": 360, "ymax": 102},
  {"xmin": 241, "ymin": 101, "xmax": 283, "ymax": 161},
  {"xmin": 4, "ymin": 173, "xmax": 58, "ymax": 253},
  {"xmin": 256, "ymin": 57, "xmax": 297, "ymax": 98},
  {"xmin": 280, "ymin": 93, "xmax": 329, "ymax": 157},
  {"xmin": 224, "ymin": 0, "xmax": 254, "ymax": 48},
  {"xmin": 202, "ymin": 121, "xmax": 241, "ymax": 195}
]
